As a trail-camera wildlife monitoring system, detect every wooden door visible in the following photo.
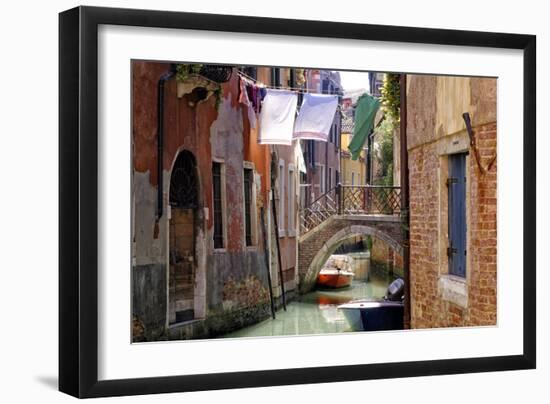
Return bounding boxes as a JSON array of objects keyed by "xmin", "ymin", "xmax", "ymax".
[{"xmin": 169, "ymin": 208, "xmax": 195, "ymax": 324}]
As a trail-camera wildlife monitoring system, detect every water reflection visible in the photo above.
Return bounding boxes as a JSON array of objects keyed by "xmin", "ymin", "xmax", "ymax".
[{"xmin": 221, "ymin": 254, "xmax": 394, "ymax": 338}]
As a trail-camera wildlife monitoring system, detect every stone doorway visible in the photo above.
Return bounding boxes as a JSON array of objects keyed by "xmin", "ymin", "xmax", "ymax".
[{"xmin": 168, "ymin": 150, "xmax": 199, "ymax": 324}]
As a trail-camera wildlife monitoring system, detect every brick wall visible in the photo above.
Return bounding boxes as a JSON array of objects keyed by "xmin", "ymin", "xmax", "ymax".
[
  {"xmin": 409, "ymin": 123, "xmax": 497, "ymax": 328},
  {"xmin": 466, "ymin": 123, "xmax": 498, "ymax": 325}
]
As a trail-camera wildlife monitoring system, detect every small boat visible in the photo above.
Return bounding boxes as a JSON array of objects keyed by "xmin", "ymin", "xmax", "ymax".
[
  {"xmin": 317, "ymin": 268, "xmax": 354, "ymax": 289},
  {"xmin": 338, "ymin": 278, "xmax": 405, "ymax": 331}
]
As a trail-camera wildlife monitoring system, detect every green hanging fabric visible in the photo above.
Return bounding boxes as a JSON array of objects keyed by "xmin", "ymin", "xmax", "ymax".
[{"xmin": 348, "ymin": 93, "xmax": 380, "ymax": 160}]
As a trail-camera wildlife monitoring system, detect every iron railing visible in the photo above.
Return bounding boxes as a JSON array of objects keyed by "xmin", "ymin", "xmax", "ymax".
[
  {"xmin": 299, "ymin": 185, "xmax": 401, "ymax": 234},
  {"xmin": 299, "ymin": 186, "xmax": 339, "ymax": 234},
  {"xmin": 199, "ymin": 65, "xmax": 233, "ymax": 83}
]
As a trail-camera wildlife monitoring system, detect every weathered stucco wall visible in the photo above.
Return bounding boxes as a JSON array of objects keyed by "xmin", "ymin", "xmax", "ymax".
[
  {"xmin": 132, "ymin": 62, "xmax": 280, "ymax": 341},
  {"xmin": 407, "ymin": 75, "xmax": 497, "ymax": 328}
]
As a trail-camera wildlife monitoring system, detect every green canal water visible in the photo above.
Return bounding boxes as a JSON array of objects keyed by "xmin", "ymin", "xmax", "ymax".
[{"xmin": 221, "ymin": 252, "xmax": 394, "ymax": 338}]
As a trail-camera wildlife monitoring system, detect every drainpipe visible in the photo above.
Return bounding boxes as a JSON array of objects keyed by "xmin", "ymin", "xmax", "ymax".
[
  {"xmin": 366, "ymin": 131, "xmax": 373, "ymax": 184},
  {"xmin": 156, "ymin": 64, "xmax": 177, "ymax": 221},
  {"xmin": 399, "ymin": 74, "xmax": 411, "ymax": 329}
]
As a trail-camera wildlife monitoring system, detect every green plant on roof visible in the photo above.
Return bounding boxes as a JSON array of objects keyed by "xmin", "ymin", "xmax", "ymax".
[{"xmin": 175, "ymin": 64, "xmax": 203, "ymax": 82}]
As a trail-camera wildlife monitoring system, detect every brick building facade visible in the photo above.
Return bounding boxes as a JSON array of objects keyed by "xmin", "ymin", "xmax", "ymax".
[{"xmin": 406, "ymin": 75, "xmax": 497, "ymax": 328}]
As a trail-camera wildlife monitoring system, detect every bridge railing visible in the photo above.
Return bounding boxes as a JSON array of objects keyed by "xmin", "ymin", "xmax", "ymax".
[
  {"xmin": 299, "ymin": 186, "xmax": 339, "ymax": 234},
  {"xmin": 299, "ymin": 184, "xmax": 401, "ymax": 234}
]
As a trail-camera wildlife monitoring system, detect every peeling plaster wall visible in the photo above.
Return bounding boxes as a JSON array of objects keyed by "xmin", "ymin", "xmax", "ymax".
[
  {"xmin": 132, "ymin": 62, "xmax": 278, "ymax": 341},
  {"xmin": 257, "ymin": 67, "xmax": 300, "ymax": 297}
]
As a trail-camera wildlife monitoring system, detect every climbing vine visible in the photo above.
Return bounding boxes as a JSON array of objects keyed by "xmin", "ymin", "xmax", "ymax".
[
  {"xmin": 374, "ymin": 117, "xmax": 394, "ymax": 186},
  {"xmin": 379, "ymin": 73, "xmax": 400, "ymax": 122},
  {"xmin": 214, "ymin": 87, "xmax": 224, "ymax": 111},
  {"xmin": 372, "ymin": 73, "xmax": 401, "ymax": 186}
]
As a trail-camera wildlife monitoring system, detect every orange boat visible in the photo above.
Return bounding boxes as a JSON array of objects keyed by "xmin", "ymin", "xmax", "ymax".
[{"xmin": 316, "ymin": 268, "xmax": 354, "ymax": 289}]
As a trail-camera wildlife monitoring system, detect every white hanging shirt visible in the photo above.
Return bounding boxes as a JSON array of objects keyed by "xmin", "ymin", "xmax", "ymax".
[
  {"xmin": 258, "ymin": 89, "xmax": 298, "ymax": 146},
  {"xmin": 293, "ymin": 93, "xmax": 339, "ymax": 142}
]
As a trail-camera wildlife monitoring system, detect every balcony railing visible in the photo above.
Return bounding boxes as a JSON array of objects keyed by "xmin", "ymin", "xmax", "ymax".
[{"xmin": 299, "ymin": 185, "xmax": 401, "ymax": 234}]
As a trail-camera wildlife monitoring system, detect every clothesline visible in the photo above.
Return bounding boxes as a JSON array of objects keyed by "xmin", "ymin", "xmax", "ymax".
[
  {"xmin": 237, "ymin": 70, "xmax": 346, "ymax": 108},
  {"xmin": 235, "ymin": 69, "xmax": 379, "ymax": 164},
  {"xmin": 237, "ymin": 70, "xmax": 311, "ymax": 93}
]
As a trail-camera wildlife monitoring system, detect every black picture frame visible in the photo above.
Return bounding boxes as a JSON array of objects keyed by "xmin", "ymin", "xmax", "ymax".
[{"xmin": 59, "ymin": 5, "xmax": 536, "ymax": 398}]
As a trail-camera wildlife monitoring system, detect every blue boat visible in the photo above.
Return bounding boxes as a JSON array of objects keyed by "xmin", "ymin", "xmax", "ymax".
[{"xmin": 338, "ymin": 278, "xmax": 405, "ymax": 331}]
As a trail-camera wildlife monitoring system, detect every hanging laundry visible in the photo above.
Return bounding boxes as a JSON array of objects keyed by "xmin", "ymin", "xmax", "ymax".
[
  {"xmin": 238, "ymin": 77, "xmax": 250, "ymax": 106},
  {"xmin": 348, "ymin": 93, "xmax": 380, "ymax": 160},
  {"xmin": 247, "ymin": 103, "xmax": 257, "ymax": 129},
  {"xmin": 246, "ymin": 84, "xmax": 257, "ymax": 111},
  {"xmin": 246, "ymin": 83, "xmax": 267, "ymax": 113},
  {"xmin": 238, "ymin": 76, "xmax": 258, "ymax": 128},
  {"xmin": 258, "ymin": 89, "xmax": 298, "ymax": 145},
  {"xmin": 295, "ymin": 141, "xmax": 307, "ymax": 174},
  {"xmin": 293, "ymin": 93, "xmax": 339, "ymax": 141}
]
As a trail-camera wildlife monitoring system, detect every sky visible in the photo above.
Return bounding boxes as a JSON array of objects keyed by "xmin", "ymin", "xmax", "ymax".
[{"xmin": 339, "ymin": 71, "xmax": 371, "ymax": 94}]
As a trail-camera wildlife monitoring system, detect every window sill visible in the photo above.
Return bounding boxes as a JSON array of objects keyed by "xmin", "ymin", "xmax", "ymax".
[
  {"xmin": 213, "ymin": 248, "xmax": 227, "ymax": 254},
  {"xmin": 168, "ymin": 319, "xmax": 202, "ymax": 329},
  {"xmin": 438, "ymin": 274, "xmax": 468, "ymax": 308}
]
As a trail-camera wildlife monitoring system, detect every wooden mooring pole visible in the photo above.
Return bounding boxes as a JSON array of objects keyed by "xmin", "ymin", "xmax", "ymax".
[
  {"xmin": 271, "ymin": 188, "xmax": 287, "ymax": 311},
  {"xmin": 260, "ymin": 207, "xmax": 276, "ymax": 319}
]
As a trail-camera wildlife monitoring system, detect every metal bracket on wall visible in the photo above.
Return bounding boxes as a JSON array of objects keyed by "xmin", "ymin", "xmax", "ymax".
[{"xmin": 462, "ymin": 112, "xmax": 497, "ymax": 174}]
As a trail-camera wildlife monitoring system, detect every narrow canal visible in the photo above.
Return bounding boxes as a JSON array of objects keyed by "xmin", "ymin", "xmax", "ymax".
[{"xmin": 221, "ymin": 252, "xmax": 395, "ymax": 338}]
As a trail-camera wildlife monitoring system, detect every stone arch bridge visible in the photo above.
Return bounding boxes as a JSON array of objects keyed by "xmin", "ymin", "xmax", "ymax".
[{"xmin": 298, "ymin": 185, "xmax": 405, "ymax": 293}]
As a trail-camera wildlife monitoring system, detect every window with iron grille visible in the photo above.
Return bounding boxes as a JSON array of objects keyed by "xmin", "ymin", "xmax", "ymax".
[
  {"xmin": 319, "ymin": 164, "xmax": 326, "ymax": 194},
  {"xmin": 242, "ymin": 66, "xmax": 257, "ymax": 80},
  {"xmin": 288, "ymin": 165, "xmax": 295, "ymax": 234},
  {"xmin": 271, "ymin": 67, "xmax": 281, "ymax": 86},
  {"xmin": 212, "ymin": 162, "xmax": 224, "ymax": 249},
  {"xmin": 278, "ymin": 160, "xmax": 285, "ymax": 236},
  {"xmin": 322, "ymin": 79, "xmax": 329, "ymax": 94},
  {"xmin": 244, "ymin": 168, "xmax": 253, "ymax": 246},
  {"xmin": 308, "ymin": 140, "xmax": 315, "ymax": 165}
]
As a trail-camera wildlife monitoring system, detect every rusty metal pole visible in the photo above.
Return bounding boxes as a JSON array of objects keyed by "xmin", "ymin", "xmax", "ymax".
[{"xmin": 400, "ymin": 74, "xmax": 411, "ymax": 329}]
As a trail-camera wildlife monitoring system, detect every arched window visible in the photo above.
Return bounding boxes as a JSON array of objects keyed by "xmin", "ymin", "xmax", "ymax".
[{"xmin": 169, "ymin": 150, "xmax": 199, "ymax": 209}]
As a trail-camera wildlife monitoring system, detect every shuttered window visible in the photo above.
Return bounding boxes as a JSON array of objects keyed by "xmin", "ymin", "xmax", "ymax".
[
  {"xmin": 212, "ymin": 162, "xmax": 224, "ymax": 249},
  {"xmin": 278, "ymin": 161, "xmax": 285, "ymax": 236},
  {"xmin": 288, "ymin": 165, "xmax": 295, "ymax": 234},
  {"xmin": 244, "ymin": 168, "xmax": 253, "ymax": 246},
  {"xmin": 271, "ymin": 67, "xmax": 281, "ymax": 86},
  {"xmin": 448, "ymin": 153, "xmax": 467, "ymax": 277}
]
